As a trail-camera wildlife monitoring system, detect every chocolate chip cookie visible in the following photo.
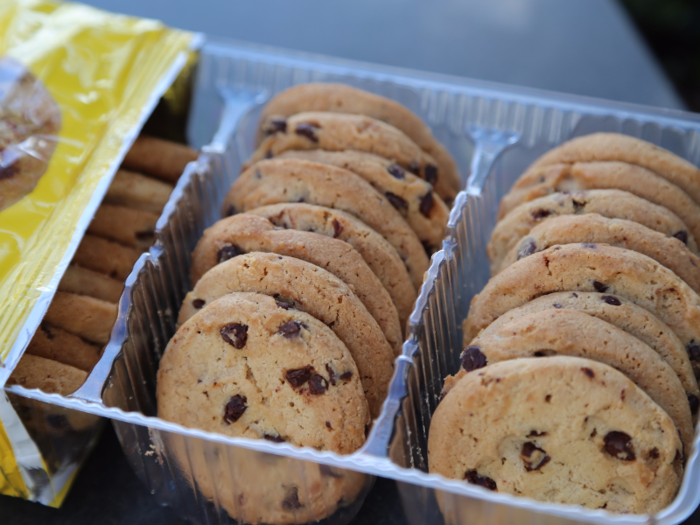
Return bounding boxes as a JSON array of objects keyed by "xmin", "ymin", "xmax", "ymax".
[
  {"xmin": 250, "ymin": 111, "xmax": 455, "ymax": 202},
  {"xmin": 159, "ymin": 292, "xmax": 370, "ymax": 453},
  {"xmin": 276, "ymin": 150, "xmax": 449, "ymax": 251},
  {"xmin": 457, "ymin": 309, "xmax": 693, "ymax": 454},
  {"xmin": 190, "ymin": 213, "xmax": 402, "ymax": 353},
  {"xmin": 0, "ymin": 57, "xmax": 61, "ymax": 212},
  {"xmin": 429, "ymin": 356, "xmax": 683, "ymax": 514},
  {"xmin": 464, "ymin": 244, "xmax": 700, "ymax": 377},
  {"xmin": 8, "ymin": 354, "xmax": 86, "ymax": 395},
  {"xmin": 499, "ymin": 215, "xmax": 700, "ymax": 293},
  {"xmin": 527, "ymin": 132, "xmax": 700, "ymax": 207},
  {"xmin": 497, "ymin": 161, "xmax": 700, "ymax": 245},
  {"xmin": 488, "ymin": 190, "xmax": 698, "ymax": 271},
  {"xmin": 257, "ymin": 83, "xmax": 461, "ymax": 196},
  {"xmin": 224, "ymin": 158, "xmax": 429, "ymax": 291},
  {"xmin": 471, "ymin": 291, "xmax": 699, "ymax": 405},
  {"xmin": 179, "ymin": 253, "xmax": 394, "ymax": 418},
  {"xmin": 248, "ymin": 203, "xmax": 417, "ymax": 328}
]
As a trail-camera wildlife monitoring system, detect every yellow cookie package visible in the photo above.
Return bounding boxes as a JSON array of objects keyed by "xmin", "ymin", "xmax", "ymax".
[{"xmin": 0, "ymin": 0, "xmax": 197, "ymax": 506}]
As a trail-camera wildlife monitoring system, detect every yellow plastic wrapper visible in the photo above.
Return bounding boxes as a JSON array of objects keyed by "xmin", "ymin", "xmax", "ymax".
[{"xmin": 0, "ymin": 0, "xmax": 198, "ymax": 505}]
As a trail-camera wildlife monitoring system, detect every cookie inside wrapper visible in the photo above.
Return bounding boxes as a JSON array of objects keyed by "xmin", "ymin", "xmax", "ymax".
[{"xmin": 0, "ymin": 0, "xmax": 197, "ymax": 507}]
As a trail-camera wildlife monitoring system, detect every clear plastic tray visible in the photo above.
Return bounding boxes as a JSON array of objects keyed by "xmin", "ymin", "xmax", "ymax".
[{"xmin": 6, "ymin": 37, "xmax": 700, "ymax": 525}]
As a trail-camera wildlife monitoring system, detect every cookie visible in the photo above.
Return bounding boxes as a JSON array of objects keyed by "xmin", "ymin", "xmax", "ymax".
[
  {"xmin": 276, "ymin": 150, "xmax": 449, "ymax": 251},
  {"xmin": 104, "ymin": 168, "xmax": 174, "ymax": 214},
  {"xmin": 499, "ymin": 215, "xmax": 700, "ymax": 293},
  {"xmin": 72, "ymin": 234, "xmax": 141, "ymax": 281},
  {"xmin": 26, "ymin": 323, "xmax": 101, "ymax": 373},
  {"xmin": 8, "ymin": 354, "xmax": 87, "ymax": 395},
  {"xmin": 429, "ymin": 357, "xmax": 683, "ymax": 514},
  {"xmin": 224, "ymin": 158, "xmax": 429, "ymax": 291},
  {"xmin": 488, "ymin": 190, "xmax": 698, "ymax": 271},
  {"xmin": 497, "ymin": 161, "xmax": 700, "ymax": 245},
  {"xmin": 464, "ymin": 244, "xmax": 700, "ymax": 377},
  {"xmin": 190, "ymin": 213, "xmax": 402, "ymax": 353},
  {"xmin": 0, "ymin": 57, "xmax": 61, "ymax": 212},
  {"xmin": 248, "ymin": 203, "xmax": 417, "ymax": 329},
  {"xmin": 250, "ymin": 111, "xmax": 456, "ymax": 203},
  {"xmin": 87, "ymin": 203, "xmax": 159, "ymax": 251},
  {"xmin": 158, "ymin": 292, "xmax": 370, "ymax": 453},
  {"xmin": 527, "ymin": 132, "xmax": 700, "ymax": 207},
  {"xmin": 183, "ymin": 444, "xmax": 368, "ymax": 525},
  {"xmin": 469, "ymin": 291, "xmax": 699, "ymax": 403},
  {"xmin": 457, "ymin": 309, "xmax": 693, "ymax": 454},
  {"xmin": 44, "ymin": 291, "xmax": 117, "ymax": 345},
  {"xmin": 122, "ymin": 135, "xmax": 198, "ymax": 184},
  {"xmin": 58, "ymin": 264, "xmax": 124, "ymax": 303},
  {"xmin": 179, "ymin": 253, "xmax": 394, "ymax": 418},
  {"xmin": 257, "ymin": 83, "xmax": 461, "ymax": 196}
]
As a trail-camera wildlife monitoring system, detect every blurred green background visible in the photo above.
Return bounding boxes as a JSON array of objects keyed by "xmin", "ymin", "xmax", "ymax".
[{"xmin": 622, "ymin": 0, "xmax": 700, "ymax": 111}]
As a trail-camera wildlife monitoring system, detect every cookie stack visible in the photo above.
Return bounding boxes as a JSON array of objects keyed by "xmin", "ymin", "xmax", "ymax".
[
  {"xmin": 8, "ymin": 136, "xmax": 197, "ymax": 396},
  {"xmin": 429, "ymin": 133, "xmax": 700, "ymax": 514},
  {"xmin": 156, "ymin": 83, "xmax": 457, "ymax": 521}
]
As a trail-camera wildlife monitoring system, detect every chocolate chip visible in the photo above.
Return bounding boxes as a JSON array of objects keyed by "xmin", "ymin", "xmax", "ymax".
[
  {"xmin": 135, "ymin": 230, "xmax": 154, "ymax": 240},
  {"xmin": 332, "ymin": 218, "xmax": 344, "ymax": 238},
  {"xmin": 295, "ymin": 122, "xmax": 319, "ymax": 142},
  {"xmin": 601, "ymin": 295, "xmax": 621, "ymax": 306},
  {"xmin": 0, "ymin": 165, "xmax": 17, "ymax": 180},
  {"xmin": 593, "ymin": 281, "xmax": 608, "ymax": 293},
  {"xmin": 688, "ymin": 393, "xmax": 699, "ymax": 415},
  {"xmin": 217, "ymin": 244, "xmax": 244, "ymax": 264},
  {"xmin": 339, "ymin": 370, "xmax": 353, "ymax": 382},
  {"xmin": 325, "ymin": 421, "xmax": 332, "ymax": 429},
  {"xmin": 603, "ymin": 431, "xmax": 636, "ymax": 461},
  {"xmin": 385, "ymin": 192, "xmax": 408, "ymax": 212},
  {"xmin": 320, "ymin": 464, "xmax": 343, "ymax": 478},
  {"xmin": 220, "ymin": 323, "xmax": 248, "ymax": 349},
  {"xmin": 263, "ymin": 434, "xmax": 286, "ymax": 443},
  {"xmin": 464, "ymin": 470, "xmax": 497, "ymax": 491},
  {"xmin": 279, "ymin": 321, "xmax": 303, "ymax": 338},
  {"xmin": 517, "ymin": 239, "xmax": 537, "ymax": 260},
  {"xmin": 687, "ymin": 344, "xmax": 700, "ymax": 362},
  {"xmin": 552, "ymin": 303, "xmax": 562, "ymax": 309},
  {"xmin": 407, "ymin": 161, "xmax": 420, "ymax": 174},
  {"xmin": 274, "ymin": 294, "xmax": 295, "ymax": 310},
  {"xmin": 285, "ymin": 366, "xmax": 314, "ymax": 388},
  {"xmin": 192, "ymin": 299, "xmax": 205, "ymax": 309},
  {"xmin": 571, "ymin": 292, "xmax": 578, "ymax": 298},
  {"xmin": 281, "ymin": 487, "xmax": 303, "ymax": 510},
  {"xmin": 527, "ymin": 430, "xmax": 547, "ymax": 437},
  {"xmin": 325, "ymin": 364, "xmax": 337, "ymax": 386},
  {"xmin": 419, "ymin": 191, "xmax": 434, "ymax": 218},
  {"xmin": 47, "ymin": 414, "xmax": 69, "ymax": 429},
  {"xmin": 264, "ymin": 116, "xmax": 287, "ymax": 135},
  {"xmin": 309, "ymin": 374, "xmax": 329, "ymax": 395},
  {"xmin": 387, "ymin": 164, "xmax": 405, "ymax": 179},
  {"xmin": 275, "ymin": 299, "xmax": 294, "ymax": 310},
  {"xmin": 674, "ymin": 230, "xmax": 689, "ymax": 245},
  {"xmin": 224, "ymin": 395, "xmax": 248, "ymax": 424},
  {"xmin": 581, "ymin": 367, "xmax": 595, "ymax": 378},
  {"xmin": 41, "ymin": 324, "xmax": 55, "ymax": 340},
  {"xmin": 648, "ymin": 448, "xmax": 660, "ymax": 459},
  {"xmin": 461, "ymin": 346, "xmax": 487, "ymax": 372},
  {"xmin": 521, "ymin": 442, "xmax": 551, "ymax": 471},
  {"xmin": 224, "ymin": 204, "xmax": 237, "ymax": 217},
  {"xmin": 531, "ymin": 209, "xmax": 552, "ymax": 220},
  {"xmin": 581, "ymin": 243, "xmax": 597, "ymax": 249},
  {"xmin": 424, "ymin": 164, "xmax": 438, "ymax": 185}
]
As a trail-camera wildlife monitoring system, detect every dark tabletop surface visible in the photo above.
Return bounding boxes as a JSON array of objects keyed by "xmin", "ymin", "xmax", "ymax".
[{"xmin": 1, "ymin": 1, "xmax": 696, "ymax": 524}]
